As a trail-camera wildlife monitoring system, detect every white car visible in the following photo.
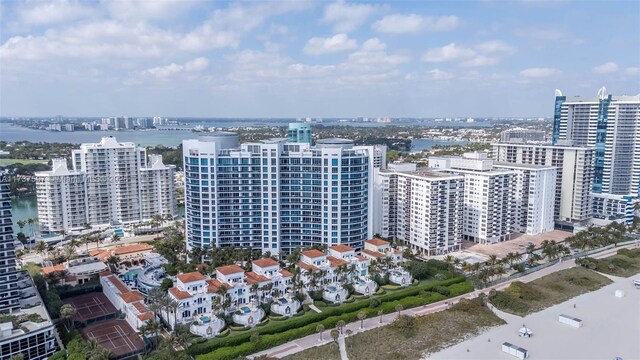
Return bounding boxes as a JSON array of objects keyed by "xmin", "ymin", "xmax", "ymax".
[{"xmin": 634, "ymin": 279, "xmax": 640, "ymax": 289}]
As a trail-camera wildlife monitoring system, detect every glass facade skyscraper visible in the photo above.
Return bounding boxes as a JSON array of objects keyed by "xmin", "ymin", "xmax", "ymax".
[{"xmin": 182, "ymin": 133, "xmax": 384, "ymax": 255}]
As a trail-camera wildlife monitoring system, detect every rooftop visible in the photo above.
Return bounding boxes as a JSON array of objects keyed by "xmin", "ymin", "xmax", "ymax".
[
  {"xmin": 176, "ymin": 271, "xmax": 206, "ymax": 283},
  {"xmin": 365, "ymin": 238, "xmax": 390, "ymax": 247},
  {"xmin": 362, "ymin": 249, "xmax": 386, "ymax": 258},
  {"xmin": 329, "ymin": 245, "xmax": 354, "ymax": 253},
  {"xmin": 169, "ymin": 287, "xmax": 192, "ymax": 300},
  {"xmin": 252, "ymin": 258, "xmax": 279, "ymax": 268},
  {"xmin": 301, "ymin": 249, "xmax": 326, "ymax": 258},
  {"xmin": 215, "ymin": 264, "xmax": 245, "ymax": 275},
  {"xmin": 113, "ymin": 243, "xmax": 153, "ymax": 255}
]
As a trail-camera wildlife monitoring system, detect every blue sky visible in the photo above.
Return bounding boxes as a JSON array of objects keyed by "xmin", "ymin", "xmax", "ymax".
[{"xmin": 1, "ymin": 0, "xmax": 638, "ymax": 118}]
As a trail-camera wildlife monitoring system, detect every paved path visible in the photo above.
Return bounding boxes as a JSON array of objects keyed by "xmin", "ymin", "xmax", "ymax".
[
  {"xmin": 338, "ymin": 336, "xmax": 348, "ymax": 360},
  {"xmin": 249, "ymin": 244, "xmax": 634, "ymax": 359},
  {"xmin": 308, "ymin": 304, "xmax": 322, "ymax": 313}
]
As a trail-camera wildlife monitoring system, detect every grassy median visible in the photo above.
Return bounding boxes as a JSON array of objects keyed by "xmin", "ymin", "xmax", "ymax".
[
  {"xmin": 488, "ymin": 267, "xmax": 612, "ymax": 316},
  {"xmin": 283, "ymin": 343, "xmax": 341, "ymax": 360}
]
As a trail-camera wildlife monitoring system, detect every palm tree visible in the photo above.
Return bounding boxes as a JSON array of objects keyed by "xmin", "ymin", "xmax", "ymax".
[
  {"xmin": 34, "ymin": 240, "xmax": 47, "ymax": 260},
  {"xmin": 145, "ymin": 319, "xmax": 162, "ymax": 350},
  {"xmin": 111, "ymin": 233, "xmax": 121, "ymax": 246},
  {"xmin": 316, "ymin": 324, "xmax": 325, "ymax": 341},
  {"xmin": 17, "ymin": 220, "xmax": 25, "ymax": 233},
  {"xmin": 27, "ymin": 218, "xmax": 35, "ymax": 238},
  {"xmin": 60, "ymin": 303, "xmax": 76, "ymax": 329},
  {"xmin": 94, "ymin": 235, "xmax": 104, "ymax": 250},
  {"xmin": 395, "ymin": 304, "xmax": 403, "ymax": 318},
  {"xmin": 487, "ymin": 255, "xmax": 498, "ymax": 266},
  {"xmin": 330, "ymin": 329, "xmax": 339, "ymax": 343},
  {"xmin": 378, "ymin": 309, "xmax": 384, "ymax": 324},
  {"xmin": 336, "ymin": 320, "xmax": 345, "ymax": 335},
  {"xmin": 250, "ymin": 283, "xmax": 260, "ymax": 305},
  {"xmin": 357, "ymin": 311, "xmax": 367, "ymax": 329},
  {"xmin": 63, "ymin": 244, "xmax": 75, "ymax": 264},
  {"xmin": 168, "ymin": 299, "xmax": 180, "ymax": 331}
]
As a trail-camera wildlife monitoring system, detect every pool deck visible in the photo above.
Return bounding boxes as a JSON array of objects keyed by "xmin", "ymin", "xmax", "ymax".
[{"xmin": 427, "ymin": 272, "xmax": 640, "ymax": 360}]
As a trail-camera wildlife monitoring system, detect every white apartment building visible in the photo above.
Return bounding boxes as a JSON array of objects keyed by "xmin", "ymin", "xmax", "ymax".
[
  {"xmin": 553, "ymin": 88, "xmax": 640, "ymax": 223},
  {"xmin": 493, "ymin": 163, "xmax": 556, "ymax": 235},
  {"xmin": 296, "ymin": 246, "xmax": 371, "ymax": 289},
  {"xmin": 492, "ymin": 142, "xmax": 595, "ymax": 230},
  {"xmin": 182, "ymin": 133, "xmax": 385, "ymax": 254},
  {"xmin": 140, "ymin": 155, "xmax": 177, "ymax": 220},
  {"xmin": 374, "ymin": 164, "xmax": 464, "ymax": 255},
  {"xmin": 167, "ymin": 260, "xmax": 294, "ymax": 327},
  {"xmin": 35, "ymin": 159, "xmax": 87, "ymax": 231},
  {"xmin": 35, "ymin": 137, "xmax": 177, "ymax": 232},
  {"xmin": 429, "ymin": 153, "xmax": 515, "ymax": 244}
]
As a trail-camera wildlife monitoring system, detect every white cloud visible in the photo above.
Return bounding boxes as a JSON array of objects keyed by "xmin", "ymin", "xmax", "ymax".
[
  {"xmin": 625, "ymin": 67, "xmax": 640, "ymax": 75},
  {"xmin": 304, "ymin": 34, "xmax": 357, "ymax": 55},
  {"xmin": 519, "ymin": 67, "xmax": 561, "ymax": 78},
  {"xmin": 427, "ymin": 69, "xmax": 454, "ymax": 80},
  {"xmin": 592, "ymin": 62, "xmax": 618, "ymax": 74},
  {"xmin": 421, "ymin": 41, "xmax": 513, "ymax": 67},
  {"xmin": 103, "ymin": 0, "xmax": 198, "ymax": 21},
  {"xmin": 342, "ymin": 38, "xmax": 410, "ymax": 71},
  {"xmin": 142, "ymin": 57, "xmax": 209, "ymax": 79},
  {"xmin": 475, "ymin": 40, "xmax": 516, "ymax": 54},
  {"xmin": 460, "ymin": 55, "xmax": 498, "ymax": 67},
  {"xmin": 322, "ymin": 1, "xmax": 378, "ymax": 33},
  {"xmin": 18, "ymin": 0, "xmax": 98, "ymax": 25},
  {"xmin": 422, "ymin": 43, "xmax": 475, "ymax": 63},
  {"xmin": 372, "ymin": 14, "xmax": 458, "ymax": 34}
]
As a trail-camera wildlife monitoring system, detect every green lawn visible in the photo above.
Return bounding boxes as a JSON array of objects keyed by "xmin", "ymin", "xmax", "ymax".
[
  {"xmin": 577, "ymin": 248, "xmax": 640, "ymax": 278},
  {"xmin": 283, "ymin": 342, "xmax": 341, "ymax": 360},
  {"xmin": 0, "ymin": 158, "xmax": 48, "ymax": 166},
  {"xmin": 489, "ymin": 267, "xmax": 612, "ymax": 316},
  {"xmin": 344, "ymin": 298, "xmax": 505, "ymax": 360},
  {"xmin": 190, "ymin": 277, "xmax": 474, "ymax": 360}
]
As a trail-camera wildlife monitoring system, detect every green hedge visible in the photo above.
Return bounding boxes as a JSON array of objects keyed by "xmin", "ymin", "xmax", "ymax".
[{"xmin": 190, "ymin": 276, "xmax": 470, "ymax": 359}]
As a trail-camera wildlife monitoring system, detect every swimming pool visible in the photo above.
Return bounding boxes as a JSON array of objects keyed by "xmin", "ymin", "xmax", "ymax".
[
  {"xmin": 114, "ymin": 229, "xmax": 124, "ymax": 236},
  {"xmin": 41, "ymin": 233, "xmax": 59, "ymax": 238},
  {"xmin": 240, "ymin": 306, "xmax": 251, "ymax": 314},
  {"xmin": 124, "ymin": 268, "xmax": 142, "ymax": 281},
  {"xmin": 326, "ymin": 285, "xmax": 337, "ymax": 292},
  {"xmin": 278, "ymin": 297, "xmax": 287, "ymax": 304},
  {"xmin": 201, "ymin": 316, "xmax": 210, "ymax": 323}
]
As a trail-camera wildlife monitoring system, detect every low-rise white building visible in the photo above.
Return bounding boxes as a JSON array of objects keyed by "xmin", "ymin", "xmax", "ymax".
[{"xmin": 100, "ymin": 272, "xmax": 155, "ymax": 331}]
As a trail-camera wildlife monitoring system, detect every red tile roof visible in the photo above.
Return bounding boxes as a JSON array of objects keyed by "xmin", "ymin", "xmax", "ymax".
[
  {"xmin": 216, "ymin": 265, "xmax": 245, "ymax": 275},
  {"xmin": 252, "ymin": 258, "xmax": 279, "ymax": 268},
  {"xmin": 297, "ymin": 261, "xmax": 319, "ymax": 272},
  {"xmin": 245, "ymin": 271, "xmax": 270, "ymax": 285},
  {"xmin": 106, "ymin": 275, "xmax": 129, "ymax": 294},
  {"xmin": 362, "ymin": 249, "xmax": 385, "ymax": 258},
  {"xmin": 169, "ymin": 287, "xmax": 192, "ymax": 300},
  {"xmin": 131, "ymin": 301, "xmax": 148, "ymax": 313},
  {"xmin": 355, "ymin": 255, "xmax": 368, "ymax": 262},
  {"xmin": 113, "ymin": 243, "xmax": 153, "ymax": 255},
  {"xmin": 206, "ymin": 278, "xmax": 225, "ymax": 293},
  {"xmin": 279, "ymin": 269, "xmax": 293, "ymax": 277},
  {"xmin": 327, "ymin": 256, "xmax": 348, "ymax": 267},
  {"xmin": 137, "ymin": 313, "xmax": 154, "ymax": 321},
  {"xmin": 329, "ymin": 245, "xmax": 354, "ymax": 253},
  {"xmin": 301, "ymin": 249, "xmax": 326, "ymax": 258},
  {"xmin": 176, "ymin": 271, "xmax": 206, "ymax": 283},
  {"xmin": 365, "ymin": 238, "xmax": 389, "ymax": 246},
  {"xmin": 99, "ymin": 270, "xmax": 113, "ymax": 277},
  {"xmin": 120, "ymin": 291, "xmax": 145, "ymax": 303},
  {"xmin": 42, "ymin": 264, "xmax": 64, "ymax": 275}
]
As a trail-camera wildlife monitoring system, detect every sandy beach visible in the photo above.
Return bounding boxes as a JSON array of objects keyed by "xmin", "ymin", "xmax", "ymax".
[{"xmin": 428, "ymin": 272, "xmax": 640, "ymax": 360}]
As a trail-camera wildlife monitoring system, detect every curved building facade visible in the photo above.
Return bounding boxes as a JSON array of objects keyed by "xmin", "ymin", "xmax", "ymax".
[{"xmin": 182, "ymin": 135, "xmax": 384, "ymax": 255}]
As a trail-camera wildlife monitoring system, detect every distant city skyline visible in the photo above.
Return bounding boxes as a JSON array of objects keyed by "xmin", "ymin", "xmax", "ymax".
[{"xmin": 1, "ymin": 1, "xmax": 638, "ymax": 118}]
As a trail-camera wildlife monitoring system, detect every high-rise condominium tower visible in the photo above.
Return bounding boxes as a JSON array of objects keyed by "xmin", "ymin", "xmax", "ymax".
[
  {"xmin": 492, "ymin": 143, "xmax": 594, "ymax": 230},
  {"xmin": 0, "ymin": 175, "xmax": 58, "ymax": 360},
  {"xmin": 553, "ymin": 87, "xmax": 640, "ymax": 222},
  {"xmin": 35, "ymin": 137, "xmax": 176, "ymax": 231},
  {"xmin": 374, "ymin": 163, "xmax": 464, "ymax": 255},
  {"xmin": 287, "ymin": 123, "xmax": 313, "ymax": 144},
  {"xmin": 182, "ymin": 132, "xmax": 385, "ymax": 254}
]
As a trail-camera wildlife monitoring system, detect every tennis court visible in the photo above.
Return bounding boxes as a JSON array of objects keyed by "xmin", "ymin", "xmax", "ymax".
[
  {"xmin": 63, "ymin": 292, "xmax": 117, "ymax": 323},
  {"xmin": 81, "ymin": 319, "xmax": 145, "ymax": 358}
]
